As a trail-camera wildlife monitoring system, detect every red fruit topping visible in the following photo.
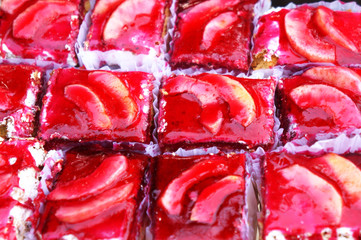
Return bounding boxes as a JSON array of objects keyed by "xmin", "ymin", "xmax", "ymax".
[
  {"xmin": 0, "ymin": 88, "xmax": 13, "ymax": 111},
  {"xmin": 279, "ymin": 164, "xmax": 342, "ymax": 225},
  {"xmin": 314, "ymin": 6, "xmax": 359, "ymax": 53},
  {"xmin": 308, "ymin": 153, "xmax": 361, "ymax": 206},
  {"xmin": 160, "ymin": 159, "xmax": 230, "ymax": 215},
  {"xmin": 303, "ymin": 66, "xmax": 361, "ymax": 96},
  {"xmin": 55, "ymin": 182, "xmax": 134, "ymax": 224},
  {"xmin": 48, "ymin": 155, "xmax": 128, "ymax": 200},
  {"xmin": 64, "ymin": 84, "xmax": 112, "ymax": 129},
  {"xmin": 88, "ymin": 71, "xmax": 138, "ymax": 127},
  {"xmin": 201, "ymin": 11, "xmax": 238, "ymax": 50},
  {"xmin": 285, "ymin": 8, "xmax": 335, "ymax": 62},
  {"xmin": 190, "ymin": 175, "xmax": 244, "ymax": 224},
  {"xmin": 12, "ymin": 1, "xmax": 76, "ymax": 39},
  {"xmin": 164, "ymin": 76, "xmax": 223, "ymax": 134},
  {"xmin": 102, "ymin": 0, "xmax": 156, "ymax": 43},
  {"xmin": 0, "ymin": 173, "xmax": 13, "ymax": 195},
  {"xmin": 0, "ymin": 0, "xmax": 30, "ymax": 15},
  {"xmin": 290, "ymin": 84, "xmax": 361, "ymax": 127},
  {"xmin": 200, "ymin": 74, "xmax": 256, "ymax": 127}
]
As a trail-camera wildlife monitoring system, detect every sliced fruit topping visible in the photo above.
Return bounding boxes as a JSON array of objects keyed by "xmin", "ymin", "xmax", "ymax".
[
  {"xmin": 48, "ymin": 155, "xmax": 128, "ymax": 200},
  {"xmin": 92, "ymin": 0, "xmax": 124, "ymax": 15},
  {"xmin": 55, "ymin": 182, "xmax": 134, "ymax": 223},
  {"xmin": 64, "ymin": 84, "xmax": 112, "ymax": 129},
  {"xmin": 314, "ymin": 6, "xmax": 358, "ymax": 53},
  {"xmin": 280, "ymin": 164, "xmax": 342, "ymax": 224},
  {"xmin": 200, "ymin": 74, "xmax": 256, "ymax": 127},
  {"xmin": 160, "ymin": 159, "xmax": 230, "ymax": 215},
  {"xmin": 190, "ymin": 175, "xmax": 244, "ymax": 224},
  {"xmin": 303, "ymin": 66, "xmax": 361, "ymax": 96},
  {"xmin": 183, "ymin": 0, "xmax": 239, "ymax": 25},
  {"xmin": 290, "ymin": 84, "xmax": 361, "ymax": 127},
  {"xmin": 308, "ymin": 153, "xmax": 361, "ymax": 206},
  {"xmin": 201, "ymin": 12, "xmax": 238, "ymax": 50},
  {"xmin": 0, "ymin": 0, "xmax": 30, "ymax": 15},
  {"xmin": 88, "ymin": 71, "xmax": 138, "ymax": 127},
  {"xmin": 102, "ymin": 0, "xmax": 156, "ymax": 43},
  {"xmin": 164, "ymin": 76, "xmax": 223, "ymax": 134},
  {"xmin": 13, "ymin": 1, "xmax": 76, "ymax": 39},
  {"xmin": 285, "ymin": 8, "xmax": 335, "ymax": 62},
  {"xmin": 0, "ymin": 173, "xmax": 13, "ymax": 195}
]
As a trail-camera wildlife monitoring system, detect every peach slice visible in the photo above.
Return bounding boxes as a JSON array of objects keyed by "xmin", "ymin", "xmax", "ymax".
[
  {"xmin": 55, "ymin": 182, "xmax": 134, "ymax": 223},
  {"xmin": 200, "ymin": 74, "xmax": 256, "ymax": 127},
  {"xmin": 0, "ymin": 0, "xmax": 30, "ymax": 15},
  {"xmin": 164, "ymin": 76, "xmax": 223, "ymax": 134},
  {"xmin": 190, "ymin": 175, "xmax": 244, "ymax": 224},
  {"xmin": 160, "ymin": 159, "xmax": 230, "ymax": 215},
  {"xmin": 290, "ymin": 84, "xmax": 361, "ymax": 127},
  {"xmin": 280, "ymin": 164, "xmax": 342, "ymax": 224},
  {"xmin": 314, "ymin": 6, "xmax": 358, "ymax": 53},
  {"xmin": 308, "ymin": 153, "xmax": 361, "ymax": 206},
  {"xmin": 13, "ymin": 1, "xmax": 76, "ymax": 39},
  {"xmin": 303, "ymin": 66, "xmax": 361, "ymax": 96},
  {"xmin": 102, "ymin": 0, "xmax": 156, "ymax": 43},
  {"xmin": 48, "ymin": 155, "xmax": 128, "ymax": 200},
  {"xmin": 92, "ymin": 0, "xmax": 124, "ymax": 15},
  {"xmin": 285, "ymin": 8, "xmax": 335, "ymax": 62},
  {"xmin": 183, "ymin": 0, "xmax": 240, "ymax": 24},
  {"xmin": 88, "ymin": 71, "xmax": 138, "ymax": 127},
  {"xmin": 64, "ymin": 84, "xmax": 112, "ymax": 129},
  {"xmin": 201, "ymin": 11, "xmax": 238, "ymax": 50}
]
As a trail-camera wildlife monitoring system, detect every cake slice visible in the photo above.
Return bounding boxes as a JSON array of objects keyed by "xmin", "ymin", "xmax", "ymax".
[
  {"xmin": 152, "ymin": 153, "xmax": 247, "ymax": 240},
  {"xmin": 39, "ymin": 69, "xmax": 154, "ymax": 143}
]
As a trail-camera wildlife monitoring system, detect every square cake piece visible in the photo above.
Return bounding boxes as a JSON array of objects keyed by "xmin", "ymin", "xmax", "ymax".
[
  {"xmin": 0, "ymin": 0, "xmax": 83, "ymax": 65},
  {"xmin": 0, "ymin": 64, "xmax": 42, "ymax": 139},
  {"xmin": 152, "ymin": 154, "xmax": 247, "ymax": 240},
  {"xmin": 37, "ymin": 146, "xmax": 149, "ymax": 240},
  {"xmin": 0, "ymin": 139, "xmax": 45, "ymax": 240},
  {"xmin": 251, "ymin": 5, "xmax": 361, "ymax": 69},
  {"xmin": 85, "ymin": 0, "xmax": 168, "ymax": 55},
  {"xmin": 278, "ymin": 66, "xmax": 361, "ymax": 143},
  {"xmin": 39, "ymin": 68, "xmax": 154, "ymax": 143},
  {"xmin": 158, "ymin": 73, "xmax": 276, "ymax": 151},
  {"xmin": 170, "ymin": 0, "xmax": 257, "ymax": 71},
  {"xmin": 264, "ymin": 151, "xmax": 361, "ymax": 239}
]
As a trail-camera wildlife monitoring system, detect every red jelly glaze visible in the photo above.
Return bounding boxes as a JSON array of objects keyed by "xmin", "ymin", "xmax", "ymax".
[
  {"xmin": 86, "ymin": 0, "xmax": 167, "ymax": 55},
  {"xmin": 170, "ymin": 0, "xmax": 257, "ymax": 71},
  {"xmin": 158, "ymin": 73, "xmax": 276, "ymax": 150},
  {"xmin": 0, "ymin": 0, "xmax": 82, "ymax": 64},
  {"xmin": 39, "ymin": 68, "xmax": 154, "ymax": 143},
  {"xmin": 153, "ymin": 154, "xmax": 246, "ymax": 240},
  {"xmin": 279, "ymin": 67, "xmax": 361, "ymax": 142},
  {"xmin": 253, "ymin": 6, "xmax": 361, "ymax": 67},
  {"xmin": 0, "ymin": 140, "xmax": 42, "ymax": 239},
  {"xmin": 264, "ymin": 152, "xmax": 361, "ymax": 239},
  {"xmin": 0, "ymin": 64, "xmax": 42, "ymax": 138},
  {"xmin": 38, "ymin": 148, "xmax": 149, "ymax": 240}
]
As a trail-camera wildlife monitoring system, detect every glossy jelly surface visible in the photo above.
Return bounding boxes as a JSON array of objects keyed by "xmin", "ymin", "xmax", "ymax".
[
  {"xmin": 40, "ymin": 68, "xmax": 154, "ymax": 143},
  {"xmin": 0, "ymin": 0, "xmax": 81, "ymax": 64},
  {"xmin": 158, "ymin": 73, "xmax": 276, "ymax": 150},
  {"xmin": 170, "ymin": 0, "xmax": 257, "ymax": 71},
  {"xmin": 279, "ymin": 66, "xmax": 361, "ymax": 142},
  {"xmin": 153, "ymin": 154, "xmax": 246, "ymax": 240},
  {"xmin": 265, "ymin": 152, "xmax": 361, "ymax": 239},
  {"xmin": 86, "ymin": 0, "xmax": 167, "ymax": 55},
  {"xmin": 252, "ymin": 6, "xmax": 361, "ymax": 68},
  {"xmin": 0, "ymin": 64, "xmax": 42, "ymax": 138},
  {"xmin": 38, "ymin": 148, "xmax": 148, "ymax": 240}
]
